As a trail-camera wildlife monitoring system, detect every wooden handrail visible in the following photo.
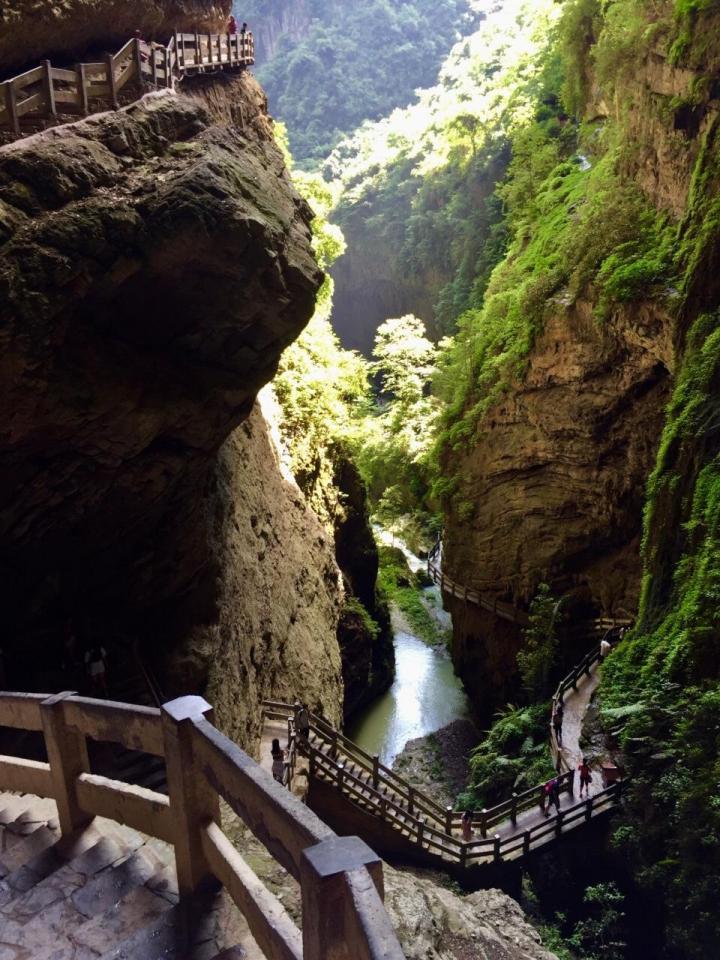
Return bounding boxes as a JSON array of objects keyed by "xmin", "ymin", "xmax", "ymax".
[
  {"xmin": 0, "ymin": 27, "xmax": 255, "ymax": 134},
  {"xmin": 261, "ymin": 675, "xmax": 623, "ymax": 869},
  {"xmin": 0, "ymin": 690, "xmax": 402, "ymax": 960}
]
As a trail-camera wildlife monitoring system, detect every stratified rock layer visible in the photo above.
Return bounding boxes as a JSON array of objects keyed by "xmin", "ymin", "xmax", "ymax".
[{"xmin": 444, "ymin": 298, "xmax": 672, "ymax": 713}]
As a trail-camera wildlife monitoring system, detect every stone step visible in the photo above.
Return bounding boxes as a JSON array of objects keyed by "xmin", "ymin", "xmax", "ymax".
[
  {"xmin": 96, "ymin": 884, "xmax": 259, "ymax": 960},
  {"xmin": 0, "ymin": 822, "xmax": 60, "ymax": 873}
]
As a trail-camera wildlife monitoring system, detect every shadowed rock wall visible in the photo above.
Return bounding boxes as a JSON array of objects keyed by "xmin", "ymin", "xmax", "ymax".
[{"xmin": 0, "ymin": 71, "xmax": 344, "ymax": 744}]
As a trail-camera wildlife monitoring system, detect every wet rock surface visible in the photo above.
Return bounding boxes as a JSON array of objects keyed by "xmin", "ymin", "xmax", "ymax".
[{"xmin": 393, "ymin": 719, "xmax": 479, "ymax": 809}]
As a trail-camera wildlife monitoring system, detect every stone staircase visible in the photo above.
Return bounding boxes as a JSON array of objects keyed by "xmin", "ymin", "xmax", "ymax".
[{"xmin": 0, "ymin": 791, "xmax": 257, "ymax": 960}]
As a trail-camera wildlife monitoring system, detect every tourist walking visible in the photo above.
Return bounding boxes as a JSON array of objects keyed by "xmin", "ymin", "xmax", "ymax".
[
  {"xmin": 543, "ymin": 776, "xmax": 562, "ymax": 817},
  {"xmin": 85, "ymin": 643, "xmax": 108, "ymax": 698},
  {"xmin": 600, "ymin": 635, "xmax": 612, "ymax": 660},
  {"xmin": 271, "ymin": 737, "xmax": 286, "ymax": 784},
  {"xmin": 553, "ymin": 702, "xmax": 564, "ymax": 746},
  {"xmin": 228, "ymin": 15, "xmax": 237, "ymax": 35},
  {"xmin": 296, "ymin": 702, "xmax": 310, "ymax": 744},
  {"xmin": 578, "ymin": 757, "xmax": 593, "ymax": 797},
  {"xmin": 461, "ymin": 809, "xmax": 473, "ymax": 842}
]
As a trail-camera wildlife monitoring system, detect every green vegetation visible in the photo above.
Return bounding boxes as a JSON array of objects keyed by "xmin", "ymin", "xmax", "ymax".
[
  {"xmin": 266, "ymin": 1, "xmax": 720, "ymax": 954},
  {"xmin": 376, "ymin": 545, "xmax": 444, "ymax": 645},
  {"xmin": 517, "ymin": 584, "xmax": 561, "ymax": 699},
  {"xmin": 567, "ymin": 883, "xmax": 627, "ymax": 960},
  {"xmin": 460, "ymin": 703, "xmax": 555, "ymax": 809},
  {"xmin": 239, "ymin": 0, "xmax": 480, "ymax": 165}
]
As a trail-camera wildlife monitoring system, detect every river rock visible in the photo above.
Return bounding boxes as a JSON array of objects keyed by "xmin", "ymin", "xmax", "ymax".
[{"xmin": 384, "ymin": 866, "xmax": 558, "ymax": 960}]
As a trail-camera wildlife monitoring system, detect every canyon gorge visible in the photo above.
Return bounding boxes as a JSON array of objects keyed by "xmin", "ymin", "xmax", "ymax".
[{"xmin": 2, "ymin": 0, "xmax": 720, "ymax": 957}]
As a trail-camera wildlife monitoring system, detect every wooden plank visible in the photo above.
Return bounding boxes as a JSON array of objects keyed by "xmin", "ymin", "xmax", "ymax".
[
  {"xmin": 0, "ymin": 692, "xmax": 46, "ymax": 729},
  {"xmin": 12, "ymin": 65, "xmax": 44, "ymax": 89},
  {"xmin": 0, "ymin": 755, "xmax": 53, "ymax": 796},
  {"xmin": 194, "ymin": 721, "xmax": 333, "ymax": 882},
  {"xmin": 202, "ymin": 823, "xmax": 303, "ymax": 960},
  {"xmin": 115, "ymin": 57, "xmax": 136, "ymax": 92},
  {"xmin": 53, "ymin": 89, "xmax": 81, "ymax": 106},
  {"xmin": 113, "ymin": 38, "xmax": 135, "ymax": 65},
  {"xmin": 51, "ymin": 67, "xmax": 77, "ymax": 82},
  {"xmin": 15, "ymin": 92, "xmax": 44, "ymax": 118},
  {"xmin": 85, "ymin": 82, "xmax": 111, "ymax": 98},
  {"xmin": 83, "ymin": 62, "xmax": 107, "ymax": 77},
  {"xmin": 62, "ymin": 696, "xmax": 163, "ymax": 756},
  {"xmin": 76, "ymin": 773, "xmax": 173, "ymax": 842}
]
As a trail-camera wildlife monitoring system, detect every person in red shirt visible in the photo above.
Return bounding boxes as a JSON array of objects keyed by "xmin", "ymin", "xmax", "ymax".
[
  {"xmin": 578, "ymin": 757, "xmax": 593, "ymax": 797},
  {"xmin": 228, "ymin": 15, "xmax": 237, "ymax": 35}
]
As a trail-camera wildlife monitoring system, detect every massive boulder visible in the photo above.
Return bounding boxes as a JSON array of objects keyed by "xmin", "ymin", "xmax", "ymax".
[{"xmin": 0, "ymin": 71, "xmax": 343, "ymax": 743}]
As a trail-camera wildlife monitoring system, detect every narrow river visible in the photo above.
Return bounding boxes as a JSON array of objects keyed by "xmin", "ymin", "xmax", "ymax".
[{"xmin": 346, "ymin": 532, "xmax": 471, "ymax": 766}]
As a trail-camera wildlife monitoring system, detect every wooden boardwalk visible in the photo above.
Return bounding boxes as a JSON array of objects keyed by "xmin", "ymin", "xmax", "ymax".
[
  {"xmin": 261, "ymin": 644, "xmax": 623, "ymax": 871},
  {"xmin": 1, "ymin": 29, "xmax": 254, "ymax": 134}
]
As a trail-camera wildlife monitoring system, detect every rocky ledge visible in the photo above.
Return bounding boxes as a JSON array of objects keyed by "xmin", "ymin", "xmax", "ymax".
[{"xmin": 0, "ymin": 72, "xmax": 342, "ymax": 742}]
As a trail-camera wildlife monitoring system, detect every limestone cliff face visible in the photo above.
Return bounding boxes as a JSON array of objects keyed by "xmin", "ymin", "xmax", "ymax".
[
  {"xmin": 1, "ymin": 0, "xmax": 231, "ymax": 74},
  {"xmin": 162, "ymin": 401, "xmax": 343, "ymax": 748},
  {"xmin": 444, "ymin": 297, "xmax": 673, "ymax": 712},
  {"xmin": 0, "ymin": 70, "xmax": 343, "ymax": 744},
  {"xmin": 442, "ymin": 40, "xmax": 719, "ymax": 715},
  {"xmin": 239, "ymin": 0, "xmax": 313, "ymax": 64}
]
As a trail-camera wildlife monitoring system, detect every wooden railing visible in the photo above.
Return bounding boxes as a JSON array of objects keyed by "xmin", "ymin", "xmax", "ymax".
[
  {"xmin": 261, "ymin": 699, "xmax": 622, "ymax": 869},
  {"xmin": 0, "ymin": 690, "xmax": 403, "ymax": 960},
  {"xmin": 427, "ymin": 539, "xmax": 529, "ymax": 625},
  {"xmin": 428, "ymin": 539, "xmax": 635, "ymax": 634},
  {"xmin": 0, "ymin": 29, "xmax": 254, "ymax": 133}
]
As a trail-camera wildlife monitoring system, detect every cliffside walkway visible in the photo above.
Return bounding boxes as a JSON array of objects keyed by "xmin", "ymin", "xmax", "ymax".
[
  {"xmin": 0, "ymin": 691, "xmax": 404, "ymax": 959},
  {"xmin": 427, "ymin": 539, "xmax": 633, "ymax": 638},
  {"xmin": 262, "ymin": 644, "xmax": 622, "ymax": 872},
  {"xmin": 0, "ymin": 29, "xmax": 255, "ymax": 134}
]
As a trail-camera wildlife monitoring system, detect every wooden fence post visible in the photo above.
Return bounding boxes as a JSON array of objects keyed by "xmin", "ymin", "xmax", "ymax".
[
  {"xmin": 42, "ymin": 60, "xmax": 56, "ymax": 119},
  {"xmin": 76, "ymin": 63, "xmax": 89, "ymax": 114},
  {"xmin": 134, "ymin": 38, "xmax": 143, "ymax": 85},
  {"xmin": 523, "ymin": 831, "xmax": 530, "ymax": 856},
  {"xmin": 300, "ymin": 835, "xmax": 385, "ymax": 960},
  {"xmin": 493, "ymin": 834, "xmax": 501, "ymax": 863},
  {"xmin": 207, "ymin": 33, "xmax": 213, "ymax": 65},
  {"xmin": 480, "ymin": 808, "xmax": 488, "ymax": 838},
  {"xmin": 555, "ymin": 810, "xmax": 564, "ymax": 837},
  {"xmin": 105, "ymin": 54, "xmax": 118, "ymax": 109},
  {"xmin": 40, "ymin": 692, "xmax": 91, "ymax": 835},
  {"xmin": 162, "ymin": 695, "xmax": 220, "ymax": 898},
  {"xmin": 511, "ymin": 792, "xmax": 518, "ymax": 826},
  {"xmin": 417, "ymin": 818, "xmax": 425, "ymax": 847},
  {"xmin": 3, "ymin": 81, "xmax": 19, "ymax": 134},
  {"xmin": 195, "ymin": 31, "xmax": 201, "ymax": 69},
  {"xmin": 372, "ymin": 754, "xmax": 379, "ymax": 789},
  {"xmin": 445, "ymin": 805, "xmax": 453, "ymax": 835},
  {"xmin": 585, "ymin": 796, "xmax": 593, "ymax": 821},
  {"xmin": 337, "ymin": 762, "xmax": 345, "ymax": 792}
]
